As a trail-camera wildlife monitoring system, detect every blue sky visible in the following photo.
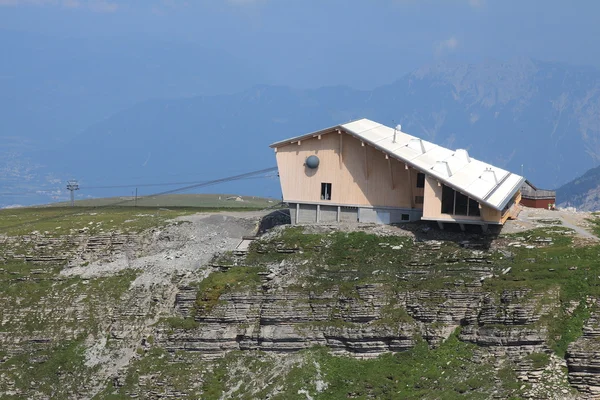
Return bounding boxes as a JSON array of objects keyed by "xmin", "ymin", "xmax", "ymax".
[{"xmin": 2, "ymin": 0, "xmax": 600, "ymax": 89}]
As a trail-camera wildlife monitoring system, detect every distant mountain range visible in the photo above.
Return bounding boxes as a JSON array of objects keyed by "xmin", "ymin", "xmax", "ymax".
[
  {"xmin": 5, "ymin": 55, "xmax": 600, "ymax": 207},
  {"xmin": 557, "ymin": 166, "xmax": 600, "ymax": 210}
]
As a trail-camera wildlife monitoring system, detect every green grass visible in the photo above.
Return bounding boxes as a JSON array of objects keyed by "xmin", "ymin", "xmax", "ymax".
[
  {"xmin": 247, "ymin": 227, "xmax": 493, "ymax": 295},
  {"xmin": 246, "ymin": 226, "xmax": 600, "ymax": 358},
  {"xmin": 480, "ymin": 228, "xmax": 600, "ymax": 356},
  {"xmin": 0, "ymin": 265, "xmax": 137, "ymax": 333},
  {"xmin": 96, "ymin": 347, "xmax": 207, "ymax": 399},
  {"xmin": 195, "ymin": 266, "xmax": 265, "ymax": 315},
  {"xmin": 548, "ymin": 301, "xmax": 593, "ymax": 357},
  {"xmin": 0, "ymin": 256, "xmax": 136, "ymax": 397},
  {"xmin": 51, "ymin": 193, "xmax": 278, "ymax": 209},
  {"xmin": 163, "ymin": 317, "xmax": 200, "ymax": 330},
  {"xmin": 525, "ymin": 352, "xmax": 551, "ymax": 369},
  {"xmin": 201, "ymin": 333, "xmax": 525, "ymax": 399},
  {"xmin": 0, "ymin": 196, "xmax": 280, "ymax": 237},
  {"xmin": 0, "ymin": 206, "xmax": 200, "ymax": 236},
  {"xmin": 586, "ymin": 214, "xmax": 600, "ymax": 237},
  {"xmin": 4, "ymin": 208, "xmax": 600, "ymax": 398},
  {"xmin": 247, "ymin": 228, "xmax": 413, "ymax": 291},
  {"xmin": 0, "ymin": 197, "xmax": 278, "ymax": 398},
  {"xmin": 376, "ymin": 301, "xmax": 415, "ymax": 326},
  {"xmin": 1, "ymin": 339, "xmax": 94, "ymax": 399},
  {"xmin": 484, "ymin": 228, "xmax": 600, "ymax": 301}
]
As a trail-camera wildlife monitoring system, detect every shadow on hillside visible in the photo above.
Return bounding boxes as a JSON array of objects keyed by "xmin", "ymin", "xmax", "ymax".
[
  {"xmin": 258, "ymin": 208, "xmax": 291, "ymax": 234},
  {"xmin": 392, "ymin": 221, "xmax": 502, "ymax": 250},
  {"xmin": 256, "ymin": 207, "xmax": 501, "ymax": 250}
]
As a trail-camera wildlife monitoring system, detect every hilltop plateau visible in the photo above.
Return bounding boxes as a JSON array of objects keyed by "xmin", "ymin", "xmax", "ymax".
[{"xmin": 2, "ymin": 203, "xmax": 600, "ymax": 399}]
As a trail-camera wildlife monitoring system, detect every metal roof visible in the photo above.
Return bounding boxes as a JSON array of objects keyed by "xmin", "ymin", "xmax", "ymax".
[{"xmin": 270, "ymin": 118, "xmax": 525, "ymax": 211}]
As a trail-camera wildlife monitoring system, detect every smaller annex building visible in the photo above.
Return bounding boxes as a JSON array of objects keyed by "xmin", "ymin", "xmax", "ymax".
[
  {"xmin": 270, "ymin": 119, "xmax": 525, "ymax": 230},
  {"xmin": 520, "ymin": 180, "xmax": 556, "ymax": 209}
]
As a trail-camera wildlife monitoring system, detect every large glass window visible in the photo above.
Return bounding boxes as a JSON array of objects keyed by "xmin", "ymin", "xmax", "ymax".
[
  {"xmin": 441, "ymin": 184, "xmax": 480, "ymax": 217},
  {"xmin": 441, "ymin": 184, "xmax": 454, "ymax": 214}
]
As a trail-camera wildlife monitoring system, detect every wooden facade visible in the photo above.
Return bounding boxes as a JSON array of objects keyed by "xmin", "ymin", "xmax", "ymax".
[
  {"xmin": 273, "ymin": 127, "xmax": 521, "ymax": 228},
  {"xmin": 275, "ymin": 131, "xmax": 424, "ymax": 209}
]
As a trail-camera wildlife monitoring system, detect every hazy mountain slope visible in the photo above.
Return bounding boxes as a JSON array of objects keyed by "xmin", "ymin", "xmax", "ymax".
[
  {"xmin": 43, "ymin": 86, "xmax": 339, "ymax": 198},
  {"xmin": 0, "ymin": 31, "xmax": 264, "ymax": 205},
  {"xmin": 0, "ymin": 31, "xmax": 263, "ymax": 149},
  {"xmin": 50, "ymin": 59, "xmax": 600, "ymax": 189},
  {"xmin": 387, "ymin": 58, "xmax": 600, "ymax": 188},
  {"xmin": 8, "ymin": 57, "xmax": 600, "ymax": 206},
  {"xmin": 556, "ymin": 165, "xmax": 600, "ymax": 210}
]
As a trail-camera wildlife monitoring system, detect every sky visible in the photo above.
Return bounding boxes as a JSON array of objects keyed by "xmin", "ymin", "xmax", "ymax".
[{"xmin": 2, "ymin": 0, "xmax": 600, "ymax": 90}]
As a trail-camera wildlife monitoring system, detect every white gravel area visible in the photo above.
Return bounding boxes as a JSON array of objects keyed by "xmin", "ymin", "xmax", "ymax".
[
  {"xmin": 61, "ymin": 211, "xmax": 267, "ymax": 286},
  {"xmin": 502, "ymin": 206, "xmax": 599, "ymax": 240}
]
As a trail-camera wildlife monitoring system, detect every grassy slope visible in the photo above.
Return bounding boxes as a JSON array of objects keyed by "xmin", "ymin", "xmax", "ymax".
[
  {"xmin": 0, "ymin": 206, "xmax": 191, "ymax": 236},
  {"xmin": 182, "ymin": 224, "xmax": 598, "ymax": 398},
  {"xmin": 0, "ymin": 205, "xmax": 207, "ymax": 397},
  {"xmin": 201, "ymin": 336, "xmax": 521, "ymax": 400},
  {"xmin": 3, "ymin": 207, "xmax": 600, "ymax": 398},
  {"xmin": 49, "ymin": 193, "xmax": 278, "ymax": 209}
]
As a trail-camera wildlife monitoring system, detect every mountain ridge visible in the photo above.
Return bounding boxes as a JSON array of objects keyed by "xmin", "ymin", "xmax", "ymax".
[{"xmin": 557, "ymin": 165, "xmax": 600, "ymax": 210}]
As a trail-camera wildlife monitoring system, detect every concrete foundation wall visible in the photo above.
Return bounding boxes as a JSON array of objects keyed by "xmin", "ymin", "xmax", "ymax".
[
  {"xmin": 340, "ymin": 206, "xmax": 358, "ymax": 222},
  {"xmin": 297, "ymin": 204, "xmax": 317, "ymax": 223},
  {"xmin": 320, "ymin": 205, "xmax": 338, "ymax": 222},
  {"xmin": 357, "ymin": 208, "xmax": 378, "ymax": 224},
  {"xmin": 359, "ymin": 207, "xmax": 421, "ymax": 224},
  {"xmin": 290, "ymin": 202, "xmax": 421, "ymax": 225}
]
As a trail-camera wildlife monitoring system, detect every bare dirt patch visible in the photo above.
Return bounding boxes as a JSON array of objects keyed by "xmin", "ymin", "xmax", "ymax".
[{"xmin": 61, "ymin": 211, "xmax": 268, "ymax": 286}]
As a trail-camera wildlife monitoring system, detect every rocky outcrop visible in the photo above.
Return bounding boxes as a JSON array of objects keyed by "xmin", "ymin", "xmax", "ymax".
[
  {"xmin": 157, "ymin": 276, "xmax": 556, "ymax": 363},
  {"xmin": 3, "ymin": 214, "xmax": 594, "ymax": 399},
  {"xmin": 0, "ymin": 232, "xmax": 138, "ymax": 265},
  {"xmin": 161, "ymin": 285, "xmax": 419, "ymax": 358},
  {"xmin": 0, "ymin": 212, "xmax": 262, "ymax": 399},
  {"xmin": 459, "ymin": 289, "xmax": 557, "ymax": 359},
  {"xmin": 567, "ymin": 299, "xmax": 600, "ymax": 396}
]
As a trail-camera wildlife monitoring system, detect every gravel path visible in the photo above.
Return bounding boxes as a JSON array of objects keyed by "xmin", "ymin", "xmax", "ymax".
[{"xmin": 503, "ymin": 207, "xmax": 599, "ymax": 240}]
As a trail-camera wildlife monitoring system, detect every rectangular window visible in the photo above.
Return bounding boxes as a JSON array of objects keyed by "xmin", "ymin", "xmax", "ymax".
[
  {"xmin": 440, "ymin": 184, "xmax": 481, "ymax": 217},
  {"xmin": 321, "ymin": 183, "xmax": 332, "ymax": 200},
  {"xmin": 415, "ymin": 195, "xmax": 424, "ymax": 204},
  {"xmin": 416, "ymin": 173, "xmax": 425, "ymax": 188},
  {"xmin": 441, "ymin": 184, "xmax": 454, "ymax": 214},
  {"xmin": 401, "ymin": 214, "xmax": 410, "ymax": 221}
]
